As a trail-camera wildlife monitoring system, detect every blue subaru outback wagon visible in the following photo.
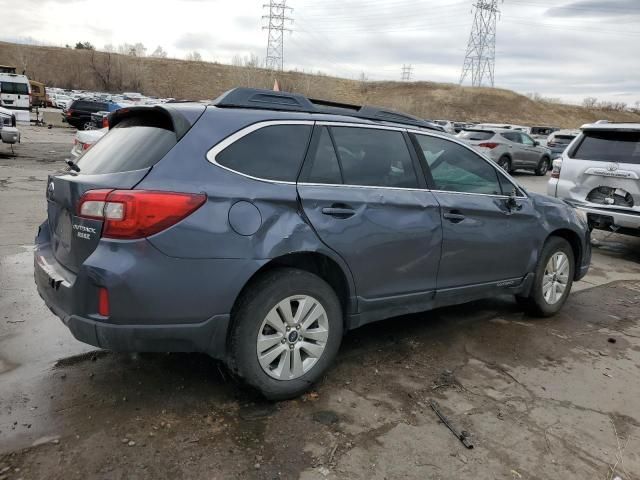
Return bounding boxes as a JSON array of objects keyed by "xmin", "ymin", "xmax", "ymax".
[{"xmin": 35, "ymin": 88, "xmax": 591, "ymax": 399}]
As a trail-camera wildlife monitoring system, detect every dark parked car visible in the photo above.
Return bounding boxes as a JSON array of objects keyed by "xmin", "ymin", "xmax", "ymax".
[
  {"xmin": 64, "ymin": 99, "xmax": 122, "ymax": 130},
  {"xmin": 35, "ymin": 88, "xmax": 591, "ymax": 399}
]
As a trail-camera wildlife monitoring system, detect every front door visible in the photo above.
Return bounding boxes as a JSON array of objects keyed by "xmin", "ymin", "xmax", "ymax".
[
  {"xmin": 297, "ymin": 125, "xmax": 442, "ymax": 316},
  {"xmin": 412, "ymin": 133, "xmax": 539, "ymax": 295}
]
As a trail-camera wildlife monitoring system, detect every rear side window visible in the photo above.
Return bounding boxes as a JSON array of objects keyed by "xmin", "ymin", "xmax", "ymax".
[
  {"xmin": 216, "ymin": 125, "xmax": 312, "ymax": 182},
  {"xmin": 458, "ymin": 130, "xmax": 494, "ymax": 141},
  {"xmin": 304, "ymin": 127, "xmax": 342, "ymax": 184},
  {"xmin": 75, "ymin": 114, "xmax": 177, "ymax": 175},
  {"xmin": 330, "ymin": 127, "xmax": 418, "ymax": 188},
  {"xmin": 571, "ymin": 131, "xmax": 640, "ymax": 164},
  {"xmin": 416, "ymin": 135, "xmax": 501, "ymax": 195},
  {"xmin": 1, "ymin": 82, "xmax": 29, "ymax": 94}
]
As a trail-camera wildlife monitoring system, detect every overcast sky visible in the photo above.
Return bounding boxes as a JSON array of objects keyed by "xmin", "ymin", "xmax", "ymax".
[{"xmin": 2, "ymin": 0, "xmax": 639, "ymax": 105}]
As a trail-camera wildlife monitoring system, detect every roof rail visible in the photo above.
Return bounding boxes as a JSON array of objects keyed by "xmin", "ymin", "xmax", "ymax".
[{"xmin": 212, "ymin": 88, "xmax": 442, "ymax": 131}]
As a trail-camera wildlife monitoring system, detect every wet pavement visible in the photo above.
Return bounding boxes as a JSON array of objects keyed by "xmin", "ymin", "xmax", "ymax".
[{"xmin": 1, "ymin": 127, "xmax": 639, "ymax": 479}]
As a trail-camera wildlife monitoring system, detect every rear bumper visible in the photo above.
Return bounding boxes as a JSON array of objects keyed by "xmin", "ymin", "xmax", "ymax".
[
  {"xmin": 574, "ymin": 204, "xmax": 640, "ymax": 230},
  {"xmin": 64, "ymin": 314, "xmax": 230, "ymax": 357},
  {"xmin": 34, "ymin": 221, "xmax": 263, "ymax": 359}
]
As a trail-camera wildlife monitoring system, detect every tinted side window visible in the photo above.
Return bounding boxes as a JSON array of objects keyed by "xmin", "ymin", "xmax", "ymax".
[
  {"xmin": 330, "ymin": 127, "xmax": 418, "ymax": 188},
  {"xmin": 520, "ymin": 133, "xmax": 535, "ymax": 146},
  {"xmin": 305, "ymin": 127, "xmax": 342, "ymax": 184},
  {"xmin": 1, "ymin": 82, "xmax": 29, "ymax": 95},
  {"xmin": 217, "ymin": 125, "xmax": 312, "ymax": 182},
  {"xmin": 416, "ymin": 135, "xmax": 501, "ymax": 195},
  {"xmin": 571, "ymin": 131, "xmax": 640, "ymax": 164},
  {"xmin": 501, "ymin": 132, "xmax": 519, "ymax": 143}
]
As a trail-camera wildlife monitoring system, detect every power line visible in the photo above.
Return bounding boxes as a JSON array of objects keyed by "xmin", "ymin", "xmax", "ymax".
[
  {"xmin": 401, "ymin": 64, "xmax": 413, "ymax": 81},
  {"xmin": 263, "ymin": 1, "xmax": 293, "ymax": 71},
  {"xmin": 460, "ymin": 0, "xmax": 501, "ymax": 87}
]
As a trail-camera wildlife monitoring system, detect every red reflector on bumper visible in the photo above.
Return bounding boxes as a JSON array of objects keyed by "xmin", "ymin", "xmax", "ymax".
[{"xmin": 98, "ymin": 287, "xmax": 110, "ymax": 316}]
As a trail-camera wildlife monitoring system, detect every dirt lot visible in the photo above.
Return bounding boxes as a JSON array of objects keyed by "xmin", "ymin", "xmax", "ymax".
[{"xmin": 1, "ymin": 127, "xmax": 640, "ymax": 480}]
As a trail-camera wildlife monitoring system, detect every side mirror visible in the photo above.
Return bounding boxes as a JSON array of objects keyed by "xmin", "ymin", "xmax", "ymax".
[
  {"xmin": 506, "ymin": 190, "xmax": 523, "ymax": 211},
  {"xmin": 533, "ymin": 140, "xmax": 540, "ymax": 147}
]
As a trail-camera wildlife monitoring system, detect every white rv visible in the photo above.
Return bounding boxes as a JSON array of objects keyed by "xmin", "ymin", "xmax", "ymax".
[{"xmin": 0, "ymin": 73, "xmax": 31, "ymax": 123}]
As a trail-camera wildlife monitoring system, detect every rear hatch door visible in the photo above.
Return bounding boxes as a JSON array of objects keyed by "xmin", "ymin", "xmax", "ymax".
[
  {"xmin": 563, "ymin": 128, "xmax": 640, "ymax": 211},
  {"xmin": 46, "ymin": 106, "xmax": 201, "ymax": 273}
]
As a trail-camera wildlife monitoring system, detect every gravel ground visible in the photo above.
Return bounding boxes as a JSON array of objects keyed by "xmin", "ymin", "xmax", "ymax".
[{"xmin": 1, "ymin": 126, "xmax": 639, "ymax": 480}]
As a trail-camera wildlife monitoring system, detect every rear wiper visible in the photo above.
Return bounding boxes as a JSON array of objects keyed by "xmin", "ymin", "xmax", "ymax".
[{"xmin": 66, "ymin": 159, "xmax": 81, "ymax": 172}]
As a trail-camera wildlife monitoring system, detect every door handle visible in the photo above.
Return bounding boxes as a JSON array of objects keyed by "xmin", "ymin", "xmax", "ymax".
[
  {"xmin": 443, "ymin": 211, "xmax": 465, "ymax": 223},
  {"xmin": 321, "ymin": 205, "xmax": 355, "ymax": 218}
]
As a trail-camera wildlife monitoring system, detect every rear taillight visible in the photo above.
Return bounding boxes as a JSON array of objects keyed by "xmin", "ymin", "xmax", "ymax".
[
  {"xmin": 551, "ymin": 158, "xmax": 562, "ymax": 179},
  {"xmin": 66, "ymin": 110, "xmax": 73, "ymax": 117},
  {"xmin": 82, "ymin": 142, "xmax": 91, "ymax": 151},
  {"xmin": 102, "ymin": 116, "xmax": 109, "ymax": 128},
  {"xmin": 77, "ymin": 190, "xmax": 206, "ymax": 239},
  {"xmin": 547, "ymin": 141, "xmax": 556, "ymax": 147},
  {"xmin": 478, "ymin": 142, "xmax": 499, "ymax": 149},
  {"xmin": 98, "ymin": 287, "xmax": 110, "ymax": 316}
]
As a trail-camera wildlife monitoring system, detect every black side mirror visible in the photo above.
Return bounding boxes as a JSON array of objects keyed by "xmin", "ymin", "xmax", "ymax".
[
  {"xmin": 506, "ymin": 190, "xmax": 522, "ymax": 211},
  {"xmin": 533, "ymin": 140, "xmax": 540, "ymax": 147}
]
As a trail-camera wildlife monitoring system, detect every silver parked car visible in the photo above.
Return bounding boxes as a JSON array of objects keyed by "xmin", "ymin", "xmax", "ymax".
[
  {"xmin": 548, "ymin": 122, "xmax": 640, "ymax": 236},
  {"xmin": 457, "ymin": 128, "xmax": 552, "ymax": 175}
]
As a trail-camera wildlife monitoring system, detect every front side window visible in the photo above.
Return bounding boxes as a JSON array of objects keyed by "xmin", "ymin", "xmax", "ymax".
[
  {"xmin": 520, "ymin": 133, "xmax": 535, "ymax": 146},
  {"xmin": 329, "ymin": 127, "xmax": 419, "ymax": 188},
  {"xmin": 415, "ymin": 135, "xmax": 502, "ymax": 195},
  {"xmin": 216, "ymin": 124, "xmax": 312, "ymax": 182}
]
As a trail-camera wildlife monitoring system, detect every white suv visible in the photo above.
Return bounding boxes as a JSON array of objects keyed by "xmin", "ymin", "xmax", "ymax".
[{"xmin": 548, "ymin": 123, "xmax": 640, "ymax": 236}]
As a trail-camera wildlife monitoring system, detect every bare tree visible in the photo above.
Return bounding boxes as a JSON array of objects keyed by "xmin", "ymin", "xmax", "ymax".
[
  {"xmin": 186, "ymin": 51, "xmax": 202, "ymax": 61},
  {"xmin": 150, "ymin": 46, "xmax": 168, "ymax": 58},
  {"xmin": 582, "ymin": 97, "xmax": 598, "ymax": 108},
  {"xmin": 90, "ymin": 50, "xmax": 114, "ymax": 91}
]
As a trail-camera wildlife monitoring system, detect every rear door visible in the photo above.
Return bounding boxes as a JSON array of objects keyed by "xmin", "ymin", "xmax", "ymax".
[
  {"xmin": 501, "ymin": 132, "xmax": 527, "ymax": 167},
  {"xmin": 297, "ymin": 124, "xmax": 442, "ymax": 314},
  {"xmin": 0, "ymin": 79, "xmax": 30, "ymax": 110},
  {"xmin": 561, "ymin": 128, "xmax": 640, "ymax": 212},
  {"xmin": 412, "ymin": 133, "xmax": 538, "ymax": 296},
  {"xmin": 46, "ymin": 109, "xmax": 182, "ymax": 273}
]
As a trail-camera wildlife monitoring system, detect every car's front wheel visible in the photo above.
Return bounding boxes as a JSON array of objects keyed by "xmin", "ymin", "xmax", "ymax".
[
  {"xmin": 517, "ymin": 237, "xmax": 574, "ymax": 317},
  {"xmin": 229, "ymin": 268, "xmax": 343, "ymax": 400}
]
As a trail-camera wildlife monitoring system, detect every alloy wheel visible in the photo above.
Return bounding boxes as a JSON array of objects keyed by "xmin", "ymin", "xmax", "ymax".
[
  {"xmin": 256, "ymin": 295, "xmax": 329, "ymax": 380},
  {"xmin": 542, "ymin": 252, "xmax": 570, "ymax": 305}
]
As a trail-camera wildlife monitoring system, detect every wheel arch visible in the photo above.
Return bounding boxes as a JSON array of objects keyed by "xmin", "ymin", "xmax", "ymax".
[
  {"xmin": 228, "ymin": 250, "xmax": 356, "ymax": 335},
  {"xmin": 547, "ymin": 228, "xmax": 582, "ymax": 279}
]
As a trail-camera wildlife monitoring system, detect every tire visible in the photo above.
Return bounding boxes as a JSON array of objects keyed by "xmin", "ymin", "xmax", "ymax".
[
  {"xmin": 497, "ymin": 156, "xmax": 511, "ymax": 173},
  {"xmin": 229, "ymin": 268, "xmax": 343, "ymax": 400},
  {"xmin": 535, "ymin": 157, "xmax": 550, "ymax": 176},
  {"xmin": 517, "ymin": 237, "xmax": 574, "ymax": 317}
]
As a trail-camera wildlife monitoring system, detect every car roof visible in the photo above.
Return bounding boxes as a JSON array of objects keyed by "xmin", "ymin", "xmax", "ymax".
[
  {"xmin": 210, "ymin": 88, "xmax": 444, "ymax": 132},
  {"xmin": 580, "ymin": 122, "xmax": 640, "ymax": 131}
]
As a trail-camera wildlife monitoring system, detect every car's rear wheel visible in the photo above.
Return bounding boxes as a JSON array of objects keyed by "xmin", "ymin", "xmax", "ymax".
[
  {"xmin": 497, "ymin": 155, "xmax": 512, "ymax": 173},
  {"xmin": 517, "ymin": 237, "xmax": 574, "ymax": 317},
  {"xmin": 535, "ymin": 157, "xmax": 550, "ymax": 176},
  {"xmin": 229, "ymin": 268, "xmax": 343, "ymax": 400}
]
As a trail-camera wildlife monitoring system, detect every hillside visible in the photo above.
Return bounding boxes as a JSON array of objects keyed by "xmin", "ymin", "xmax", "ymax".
[{"xmin": 2, "ymin": 41, "xmax": 639, "ymax": 128}]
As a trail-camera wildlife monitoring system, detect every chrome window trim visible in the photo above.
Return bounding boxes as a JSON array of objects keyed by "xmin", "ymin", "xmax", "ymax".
[
  {"xmin": 316, "ymin": 121, "xmax": 406, "ymax": 132},
  {"xmin": 206, "ymin": 120, "xmax": 315, "ymax": 185},
  {"xmin": 298, "ymin": 182, "xmax": 429, "ymax": 193},
  {"xmin": 408, "ymin": 129, "xmax": 529, "ymax": 199}
]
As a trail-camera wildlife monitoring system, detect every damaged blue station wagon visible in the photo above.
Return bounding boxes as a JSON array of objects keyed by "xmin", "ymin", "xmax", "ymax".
[{"xmin": 35, "ymin": 88, "xmax": 591, "ymax": 399}]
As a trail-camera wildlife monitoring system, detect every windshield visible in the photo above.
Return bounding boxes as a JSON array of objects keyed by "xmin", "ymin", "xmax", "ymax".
[
  {"xmin": 1, "ymin": 81, "xmax": 29, "ymax": 95},
  {"xmin": 571, "ymin": 130, "xmax": 640, "ymax": 164}
]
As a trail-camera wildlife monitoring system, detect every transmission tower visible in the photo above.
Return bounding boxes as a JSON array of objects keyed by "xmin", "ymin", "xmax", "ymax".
[
  {"xmin": 459, "ymin": 0, "xmax": 501, "ymax": 87},
  {"xmin": 401, "ymin": 64, "xmax": 413, "ymax": 81},
  {"xmin": 262, "ymin": 1, "xmax": 293, "ymax": 71}
]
